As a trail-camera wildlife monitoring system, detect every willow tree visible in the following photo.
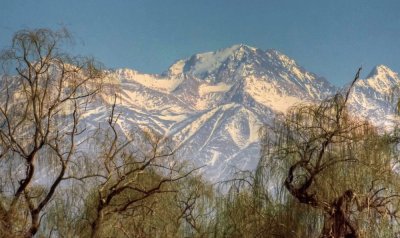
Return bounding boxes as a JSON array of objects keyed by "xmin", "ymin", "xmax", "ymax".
[
  {"xmin": 0, "ymin": 28, "xmax": 103, "ymax": 237},
  {"xmin": 261, "ymin": 68, "xmax": 400, "ymax": 237},
  {"xmin": 49, "ymin": 96, "xmax": 206, "ymax": 238}
]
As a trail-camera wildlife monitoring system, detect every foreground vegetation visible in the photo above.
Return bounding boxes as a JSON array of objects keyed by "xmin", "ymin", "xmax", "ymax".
[{"xmin": 1, "ymin": 29, "xmax": 400, "ymax": 238}]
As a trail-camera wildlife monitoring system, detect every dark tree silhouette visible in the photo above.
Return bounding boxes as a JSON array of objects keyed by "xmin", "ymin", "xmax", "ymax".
[{"xmin": 262, "ymin": 68, "xmax": 400, "ymax": 237}]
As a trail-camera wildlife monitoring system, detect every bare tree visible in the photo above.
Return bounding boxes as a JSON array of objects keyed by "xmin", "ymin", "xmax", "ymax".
[
  {"xmin": 174, "ymin": 175, "xmax": 214, "ymax": 237},
  {"xmin": 0, "ymin": 28, "xmax": 103, "ymax": 237},
  {"xmin": 261, "ymin": 68, "xmax": 400, "ymax": 237},
  {"xmin": 61, "ymin": 96, "xmax": 202, "ymax": 238}
]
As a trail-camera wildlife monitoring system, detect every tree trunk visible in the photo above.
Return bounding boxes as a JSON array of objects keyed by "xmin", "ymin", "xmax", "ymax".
[
  {"xmin": 320, "ymin": 190, "xmax": 358, "ymax": 238},
  {"xmin": 90, "ymin": 204, "xmax": 105, "ymax": 238}
]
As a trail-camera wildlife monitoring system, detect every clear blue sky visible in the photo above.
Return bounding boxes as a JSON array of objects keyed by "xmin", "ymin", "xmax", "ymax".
[{"xmin": 1, "ymin": 0, "xmax": 399, "ymax": 86}]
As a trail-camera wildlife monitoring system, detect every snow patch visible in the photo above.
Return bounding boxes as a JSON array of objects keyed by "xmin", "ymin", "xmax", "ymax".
[
  {"xmin": 198, "ymin": 82, "xmax": 232, "ymax": 96},
  {"xmin": 244, "ymin": 76, "xmax": 304, "ymax": 113},
  {"xmin": 117, "ymin": 69, "xmax": 183, "ymax": 92}
]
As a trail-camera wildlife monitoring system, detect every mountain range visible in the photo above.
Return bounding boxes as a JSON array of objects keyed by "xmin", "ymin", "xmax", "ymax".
[{"xmin": 84, "ymin": 44, "xmax": 400, "ymax": 181}]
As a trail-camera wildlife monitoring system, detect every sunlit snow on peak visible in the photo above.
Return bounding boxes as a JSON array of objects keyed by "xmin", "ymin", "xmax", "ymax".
[
  {"xmin": 167, "ymin": 59, "xmax": 186, "ymax": 76},
  {"xmin": 367, "ymin": 64, "xmax": 398, "ymax": 79}
]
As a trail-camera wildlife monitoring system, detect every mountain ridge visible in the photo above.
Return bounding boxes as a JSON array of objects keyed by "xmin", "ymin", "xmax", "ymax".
[{"xmin": 106, "ymin": 44, "xmax": 398, "ymax": 181}]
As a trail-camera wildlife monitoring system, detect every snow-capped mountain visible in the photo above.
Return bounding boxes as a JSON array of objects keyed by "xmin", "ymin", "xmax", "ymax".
[
  {"xmin": 94, "ymin": 44, "xmax": 398, "ymax": 181},
  {"xmin": 101, "ymin": 44, "xmax": 341, "ymax": 181},
  {"xmin": 348, "ymin": 65, "xmax": 400, "ymax": 128}
]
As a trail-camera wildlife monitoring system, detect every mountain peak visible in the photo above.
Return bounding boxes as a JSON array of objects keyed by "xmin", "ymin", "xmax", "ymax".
[
  {"xmin": 167, "ymin": 44, "xmax": 259, "ymax": 78},
  {"xmin": 366, "ymin": 65, "xmax": 397, "ymax": 79},
  {"xmin": 231, "ymin": 43, "xmax": 257, "ymax": 52},
  {"xmin": 167, "ymin": 44, "xmax": 308, "ymax": 79}
]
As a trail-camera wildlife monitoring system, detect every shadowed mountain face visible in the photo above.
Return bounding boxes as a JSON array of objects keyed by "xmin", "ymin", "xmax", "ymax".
[{"xmin": 89, "ymin": 45, "xmax": 397, "ymax": 181}]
